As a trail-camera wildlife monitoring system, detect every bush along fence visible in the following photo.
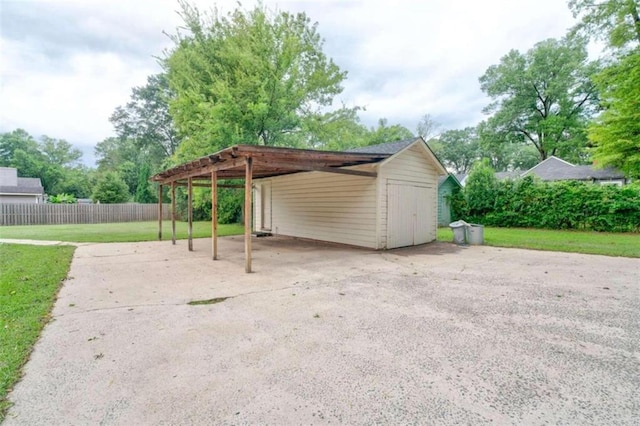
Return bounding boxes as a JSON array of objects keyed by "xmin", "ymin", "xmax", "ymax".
[
  {"xmin": 452, "ymin": 177, "xmax": 640, "ymax": 232},
  {"xmin": 0, "ymin": 203, "xmax": 171, "ymax": 226}
]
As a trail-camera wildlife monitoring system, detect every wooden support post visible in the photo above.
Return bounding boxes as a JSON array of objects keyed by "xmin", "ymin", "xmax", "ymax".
[
  {"xmin": 188, "ymin": 177, "xmax": 193, "ymax": 251},
  {"xmin": 244, "ymin": 157, "xmax": 253, "ymax": 273},
  {"xmin": 158, "ymin": 184, "xmax": 163, "ymax": 241},
  {"xmin": 211, "ymin": 170, "xmax": 218, "ymax": 260},
  {"xmin": 171, "ymin": 181, "xmax": 176, "ymax": 245}
]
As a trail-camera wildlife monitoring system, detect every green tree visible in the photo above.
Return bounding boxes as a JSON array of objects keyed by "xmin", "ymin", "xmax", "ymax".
[
  {"xmin": 364, "ymin": 118, "xmax": 413, "ymax": 146},
  {"xmin": 589, "ymin": 51, "xmax": 640, "ymax": 178},
  {"xmin": 38, "ymin": 136, "xmax": 84, "ymax": 194},
  {"xmin": 40, "ymin": 136, "xmax": 82, "ymax": 166},
  {"xmin": 479, "ymin": 36, "xmax": 599, "ymax": 163},
  {"xmin": 117, "ymin": 161, "xmax": 139, "ymax": 197},
  {"xmin": 296, "ymin": 107, "xmax": 370, "ymax": 150},
  {"xmin": 94, "ymin": 137, "xmax": 145, "ymax": 197},
  {"xmin": 91, "ymin": 172, "xmax": 130, "ymax": 204},
  {"xmin": 503, "ymin": 144, "xmax": 541, "ymax": 171},
  {"xmin": 0, "ymin": 130, "xmax": 49, "ymax": 187},
  {"xmin": 0, "ymin": 129, "xmax": 41, "ymax": 166},
  {"xmin": 464, "ymin": 159, "xmax": 498, "ymax": 217},
  {"xmin": 53, "ymin": 166, "xmax": 94, "ymax": 198},
  {"xmin": 429, "ymin": 127, "xmax": 480, "ymax": 174},
  {"xmin": 94, "ymin": 137, "xmax": 139, "ymax": 171},
  {"xmin": 569, "ymin": 1, "xmax": 640, "ymax": 178},
  {"xmin": 0, "ymin": 129, "xmax": 90, "ymax": 197},
  {"xmin": 569, "ymin": 0, "xmax": 640, "ymax": 50},
  {"xmin": 110, "ymin": 73, "xmax": 180, "ymax": 167},
  {"xmin": 134, "ymin": 162, "xmax": 157, "ymax": 203},
  {"xmin": 165, "ymin": 2, "xmax": 349, "ymax": 158},
  {"xmin": 477, "ymin": 121, "xmax": 541, "ymax": 171}
]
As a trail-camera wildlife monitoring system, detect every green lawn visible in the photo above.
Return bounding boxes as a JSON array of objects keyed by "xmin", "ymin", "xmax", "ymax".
[
  {"xmin": 0, "ymin": 244, "xmax": 76, "ymax": 419},
  {"xmin": 0, "ymin": 221, "xmax": 244, "ymax": 243},
  {"xmin": 437, "ymin": 226, "xmax": 640, "ymax": 258}
]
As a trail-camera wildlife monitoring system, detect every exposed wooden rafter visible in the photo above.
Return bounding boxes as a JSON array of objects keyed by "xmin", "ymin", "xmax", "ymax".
[
  {"xmin": 150, "ymin": 144, "xmax": 388, "ymax": 184},
  {"xmin": 152, "ymin": 143, "xmax": 391, "ymax": 274}
]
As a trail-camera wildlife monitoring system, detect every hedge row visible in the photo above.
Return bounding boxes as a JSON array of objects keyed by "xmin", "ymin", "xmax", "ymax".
[{"xmin": 452, "ymin": 176, "xmax": 640, "ymax": 232}]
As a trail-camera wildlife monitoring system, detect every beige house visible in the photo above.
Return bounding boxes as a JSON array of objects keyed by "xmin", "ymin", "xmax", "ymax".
[
  {"xmin": 0, "ymin": 167, "xmax": 45, "ymax": 204},
  {"xmin": 253, "ymin": 138, "xmax": 446, "ymax": 249}
]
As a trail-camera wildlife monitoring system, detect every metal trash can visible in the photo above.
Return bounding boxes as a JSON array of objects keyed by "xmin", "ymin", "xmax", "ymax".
[
  {"xmin": 466, "ymin": 224, "xmax": 484, "ymax": 245},
  {"xmin": 449, "ymin": 220, "xmax": 468, "ymax": 245}
]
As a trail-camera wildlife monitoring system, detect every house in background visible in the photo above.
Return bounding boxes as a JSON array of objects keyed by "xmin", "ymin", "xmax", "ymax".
[
  {"xmin": 437, "ymin": 174, "xmax": 462, "ymax": 226},
  {"xmin": 0, "ymin": 167, "xmax": 45, "ymax": 204},
  {"xmin": 494, "ymin": 171, "xmax": 521, "ymax": 181},
  {"xmin": 521, "ymin": 156, "xmax": 627, "ymax": 185},
  {"xmin": 455, "ymin": 156, "xmax": 627, "ymax": 186},
  {"xmin": 454, "ymin": 173, "xmax": 468, "ymax": 186}
]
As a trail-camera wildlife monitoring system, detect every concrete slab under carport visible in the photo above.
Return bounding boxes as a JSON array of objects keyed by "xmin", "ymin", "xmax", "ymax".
[{"xmin": 4, "ymin": 236, "xmax": 639, "ymax": 425}]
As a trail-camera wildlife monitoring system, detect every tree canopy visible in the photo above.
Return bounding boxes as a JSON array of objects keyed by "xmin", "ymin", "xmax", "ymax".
[
  {"xmin": 479, "ymin": 36, "xmax": 599, "ymax": 163},
  {"xmin": 464, "ymin": 159, "xmax": 498, "ymax": 216},
  {"xmin": 365, "ymin": 119, "xmax": 414, "ymax": 146},
  {"xmin": 569, "ymin": 0, "xmax": 640, "ymax": 50},
  {"xmin": 589, "ymin": 51, "xmax": 640, "ymax": 178},
  {"xmin": 568, "ymin": 1, "xmax": 640, "ymax": 178},
  {"xmin": 110, "ymin": 73, "xmax": 181, "ymax": 166},
  {"xmin": 165, "ymin": 2, "xmax": 349, "ymax": 159},
  {"xmin": 428, "ymin": 124, "xmax": 539, "ymax": 173},
  {"xmin": 0, "ymin": 129, "xmax": 92, "ymax": 197},
  {"xmin": 91, "ymin": 172, "xmax": 130, "ymax": 204},
  {"xmin": 429, "ymin": 128, "xmax": 480, "ymax": 174}
]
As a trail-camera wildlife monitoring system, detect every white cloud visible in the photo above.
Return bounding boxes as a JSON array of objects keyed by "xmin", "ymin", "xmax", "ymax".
[
  {"xmin": 0, "ymin": 0, "xmax": 580, "ymax": 165},
  {"xmin": 1, "ymin": 39, "xmax": 154, "ymax": 145}
]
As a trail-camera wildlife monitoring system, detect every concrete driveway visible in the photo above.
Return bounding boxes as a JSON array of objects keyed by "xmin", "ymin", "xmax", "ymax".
[{"xmin": 4, "ymin": 236, "xmax": 639, "ymax": 425}]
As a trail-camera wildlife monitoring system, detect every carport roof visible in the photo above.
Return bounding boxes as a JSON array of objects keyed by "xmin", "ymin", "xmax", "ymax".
[{"xmin": 151, "ymin": 144, "xmax": 392, "ymax": 184}]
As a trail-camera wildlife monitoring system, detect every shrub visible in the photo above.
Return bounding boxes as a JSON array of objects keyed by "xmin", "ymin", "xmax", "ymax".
[
  {"xmin": 48, "ymin": 193, "xmax": 77, "ymax": 204},
  {"xmin": 134, "ymin": 163, "xmax": 157, "ymax": 204},
  {"xmin": 462, "ymin": 177, "xmax": 639, "ymax": 232},
  {"xmin": 91, "ymin": 172, "xmax": 130, "ymax": 204},
  {"xmin": 463, "ymin": 159, "xmax": 498, "ymax": 222},
  {"xmin": 175, "ymin": 183, "xmax": 243, "ymax": 224}
]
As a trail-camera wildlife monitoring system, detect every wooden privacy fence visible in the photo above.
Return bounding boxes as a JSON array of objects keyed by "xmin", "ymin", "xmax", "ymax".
[{"xmin": 0, "ymin": 203, "xmax": 171, "ymax": 226}]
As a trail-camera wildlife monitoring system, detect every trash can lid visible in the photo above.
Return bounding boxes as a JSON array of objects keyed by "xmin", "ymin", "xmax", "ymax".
[{"xmin": 449, "ymin": 220, "xmax": 469, "ymax": 228}]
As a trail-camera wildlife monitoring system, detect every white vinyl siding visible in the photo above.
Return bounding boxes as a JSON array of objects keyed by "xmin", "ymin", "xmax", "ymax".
[
  {"xmin": 252, "ymin": 141, "xmax": 442, "ymax": 250},
  {"xmin": 253, "ymin": 181, "xmax": 272, "ymax": 231},
  {"xmin": 378, "ymin": 143, "xmax": 439, "ymax": 248},
  {"xmin": 258, "ymin": 166, "xmax": 378, "ymax": 248},
  {"xmin": 253, "ymin": 185, "xmax": 262, "ymax": 230}
]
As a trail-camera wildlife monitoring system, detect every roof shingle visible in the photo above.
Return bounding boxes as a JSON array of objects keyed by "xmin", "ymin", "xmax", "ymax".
[
  {"xmin": 345, "ymin": 138, "xmax": 417, "ymax": 155},
  {"xmin": 523, "ymin": 156, "xmax": 625, "ymax": 181}
]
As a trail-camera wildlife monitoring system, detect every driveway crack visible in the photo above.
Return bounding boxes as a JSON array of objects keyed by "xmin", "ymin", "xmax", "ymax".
[{"xmin": 55, "ymin": 285, "xmax": 299, "ymax": 316}]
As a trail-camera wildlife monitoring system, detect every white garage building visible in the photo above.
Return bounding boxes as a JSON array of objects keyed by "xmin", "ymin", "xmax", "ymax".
[
  {"xmin": 152, "ymin": 137, "xmax": 447, "ymax": 272},
  {"xmin": 253, "ymin": 138, "xmax": 446, "ymax": 249}
]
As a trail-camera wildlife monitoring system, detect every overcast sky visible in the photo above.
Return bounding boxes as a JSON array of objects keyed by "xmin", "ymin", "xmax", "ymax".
[{"xmin": 1, "ymin": 0, "xmax": 578, "ymax": 165}]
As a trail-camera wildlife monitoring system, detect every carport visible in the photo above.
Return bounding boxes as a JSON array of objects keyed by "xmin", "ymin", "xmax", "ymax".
[{"xmin": 150, "ymin": 145, "xmax": 387, "ymax": 272}]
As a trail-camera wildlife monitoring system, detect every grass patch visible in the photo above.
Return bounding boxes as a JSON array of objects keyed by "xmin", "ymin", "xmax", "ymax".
[
  {"xmin": 437, "ymin": 226, "xmax": 640, "ymax": 258},
  {"xmin": 0, "ymin": 221, "xmax": 244, "ymax": 243},
  {"xmin": 0, "ymin": 244, "xmax": 75, "ymax": 419}
]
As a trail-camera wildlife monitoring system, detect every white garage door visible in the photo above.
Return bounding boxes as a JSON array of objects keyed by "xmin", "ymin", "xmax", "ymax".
[{"xmin": 387, "ymin": 183, "xmax": 431, "ymax": 248}]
